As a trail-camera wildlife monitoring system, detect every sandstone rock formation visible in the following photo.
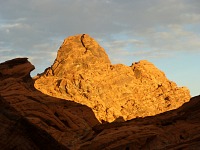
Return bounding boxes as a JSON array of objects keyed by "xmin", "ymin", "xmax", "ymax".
[
  {"xmin": 81, "ymin": 95, "xmax": 200, "ymax": 149},
  {"xmin": 0, "ymin": 58, "xmax": 99, "ymax": 149},
  {"xmin": 34, "ymin": 34, "xmax": 190, "ymax": 122},
  {"xmin": 0, "ymin": 58, "xmax": 199, "ymax": 149}
]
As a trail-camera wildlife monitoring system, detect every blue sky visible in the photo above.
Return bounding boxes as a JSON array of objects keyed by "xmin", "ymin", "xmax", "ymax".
[{"xmin": 0, "ymin": 0, "xmax": 199, "ymax": 96}]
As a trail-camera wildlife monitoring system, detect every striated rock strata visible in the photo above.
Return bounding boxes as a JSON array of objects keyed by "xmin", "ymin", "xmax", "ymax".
[
  {"xmin": 0, "ymin": 58, "xmax": 99, "ymax": 149},
  {"xmin": 34, "ymin": 34, "xmax": 190, "ymax": 122},
  {"xmin": 0, "ymin": 58, "xmax": 199, "ymax": 149}
]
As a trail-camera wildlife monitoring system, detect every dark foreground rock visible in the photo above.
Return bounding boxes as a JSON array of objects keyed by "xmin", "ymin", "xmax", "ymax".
[{"xmin": 0, "ymin": 58, "xmax": 99, "ymax": 149}]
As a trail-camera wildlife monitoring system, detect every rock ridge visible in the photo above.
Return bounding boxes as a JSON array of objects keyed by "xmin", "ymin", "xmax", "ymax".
[{"xmin": 34, "ymin": 34, "xmax": 191, "ymax": 122}]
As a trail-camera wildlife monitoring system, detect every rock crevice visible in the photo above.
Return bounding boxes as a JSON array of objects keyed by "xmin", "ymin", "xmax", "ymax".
[{"xmin": 80, "ymin": 34, "xmax": 88, "ymax": 53}]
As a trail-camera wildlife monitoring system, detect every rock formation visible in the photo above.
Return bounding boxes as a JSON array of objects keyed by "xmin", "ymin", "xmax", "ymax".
[
  {"xmin": 81, "ymin": 95, "xmax": 200, "ymax": 149},
  {"xmin": 0, "ymin": 58, "xmax": 99, "ymax": 149},
  {"xmin": 34, "ymin": 34, "xmax": 190, "ymax": 122},
  {"xmin": 0, "ymin": 58, "xmax": 199, "ymax": 149}
]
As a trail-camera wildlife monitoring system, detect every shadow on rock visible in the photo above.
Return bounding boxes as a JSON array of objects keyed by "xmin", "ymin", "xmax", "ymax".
[{"xmin": 0, "ymin": 58, "xmax": 100, "ymax": 150}]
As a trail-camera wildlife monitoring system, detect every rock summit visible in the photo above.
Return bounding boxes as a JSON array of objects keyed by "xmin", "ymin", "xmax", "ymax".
[{"xmin": 34, "ymin": 34, "xmax": 190, "ymax": 122}]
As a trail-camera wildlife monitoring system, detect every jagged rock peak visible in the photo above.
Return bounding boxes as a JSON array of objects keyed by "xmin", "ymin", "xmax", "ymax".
[
  {"xmin": 35, "ymin": 34, "xmax": 191, "ymax": 123},
  {"xmin": 45, "ymin": 34, "xmax": 111, "ymax": 77}
]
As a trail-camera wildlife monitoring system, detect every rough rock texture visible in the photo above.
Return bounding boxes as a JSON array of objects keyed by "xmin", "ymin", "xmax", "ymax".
[
  {"xmin": 0, "ymin": 58, "xmax": 200, "ymax": 149},
  {"xmin": 34, "ymin": 34, "xmax": 190, "ymax": 122},
  {"xmin": 0, "ymin": 58, "xmax": 99, "ymax": 149},
  {"xmin": 81, "ymin": 95, "xmax": 200, "ymax": 149}
]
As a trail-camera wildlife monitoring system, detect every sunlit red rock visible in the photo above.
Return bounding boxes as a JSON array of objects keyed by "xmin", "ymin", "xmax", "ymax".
[{"xmin": 34, "ymin": 34, "xmax": 191, "ymax": 122}]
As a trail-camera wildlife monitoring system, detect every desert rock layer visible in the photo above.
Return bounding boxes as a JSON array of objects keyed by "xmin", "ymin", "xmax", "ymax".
[
  {"xmin": 0, "ymin": 58, "xmax": 199, "ymax": 149},
  {"xmin": 34, "ymin": 34, "xmax": 190, "ymax": 122},
  {"xmin": 0, "ymin": 58, "xmax": 99, "ymax": 149}
]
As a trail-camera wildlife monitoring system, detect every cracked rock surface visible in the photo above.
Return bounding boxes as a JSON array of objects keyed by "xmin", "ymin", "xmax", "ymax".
[{"xmin": 34, "ymin": 34, "xmax": 190, "ymax": 122}]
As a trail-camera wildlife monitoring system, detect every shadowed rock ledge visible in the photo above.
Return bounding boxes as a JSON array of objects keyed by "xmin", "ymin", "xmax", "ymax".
[{"xmin": 0, "ymin": 58, "xmax": 99, "ymax": 149}]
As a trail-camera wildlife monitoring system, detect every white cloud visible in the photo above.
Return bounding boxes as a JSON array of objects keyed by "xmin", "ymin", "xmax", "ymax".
[
  {"xmin": 0, "ymin": 0, "xmax": 200, "ymax": 96},
  {"xmin": 0, "ymin": 0, "xmax": 200, "ymax": 74},
  {"xmin": 146, "ymin": 24, "xmax": 200, "ymax": 51}
]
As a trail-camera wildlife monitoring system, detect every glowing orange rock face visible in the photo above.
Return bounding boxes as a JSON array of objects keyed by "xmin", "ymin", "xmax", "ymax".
[{"xmin": 34, "ymin": 34, "xmax": 190, "ymax": 122}]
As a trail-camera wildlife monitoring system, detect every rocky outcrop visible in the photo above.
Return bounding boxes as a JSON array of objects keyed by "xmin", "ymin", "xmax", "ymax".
[
  {"xmin": 34, "ymin": 34, "xmax": 190, "ymax": 122},
  {"xmin": 81, "ymin": 95, "xmax": 200, "ymax": 149},
  {"xmin": 0, "ymin": 58, "xmax": 199, "ymax": 149},
  {"xmin": 0, "ymin": 95, "xmax": 67, "ymax": 150},
  {"xmin": 0, "ymin": 58, "xmax": 99, "ymax": 149}
]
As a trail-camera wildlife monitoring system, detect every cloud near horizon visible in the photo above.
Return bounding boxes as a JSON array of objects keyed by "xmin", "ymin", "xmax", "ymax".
[{"xmin": 0, "ymin": 0, "xmax": 200, "ymax": 96}]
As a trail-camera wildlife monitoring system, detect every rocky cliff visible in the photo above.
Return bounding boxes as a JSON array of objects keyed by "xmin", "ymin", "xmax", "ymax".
[
  {"xmin": 0, "ymin": 58, "xmax": 99, "ymax": 149},
  {"xmin": 0, "ymin": 58, "xmax": 199, "ymax": 149},
  {"xmin": 34, "ymin": 34, "xmax": 190, "ymax": 122}
]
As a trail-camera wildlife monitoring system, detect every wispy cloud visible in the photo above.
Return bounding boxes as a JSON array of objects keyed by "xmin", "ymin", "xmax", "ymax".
[
  {"xmin": 0, "ymin": 0, "xmax": 200, "ymax": 73},
  {"xmin": 0, "ymin": 0, "xmax": 199, "ymax": 96}
]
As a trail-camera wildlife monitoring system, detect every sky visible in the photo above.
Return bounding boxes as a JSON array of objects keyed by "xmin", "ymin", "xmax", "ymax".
[{"xmin": 0, "ymin": 0, "xmax": 199, "ymax": 96}]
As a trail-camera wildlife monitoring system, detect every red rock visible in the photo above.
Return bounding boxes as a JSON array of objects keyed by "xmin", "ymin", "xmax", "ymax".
[
  {"xmin": 0, "ymin": 57, "xmax": 199, "ymax": 149},
  {"xmin": 81, "ymin": 95, "xmax": 200, "ymax": 149},
  {"xmin": 0, "ymin": 58, "xmax": 99, "ymax": 149},
  {"xmin": 35, "ymin": 34, "xmax": 191, "ymax": 122}
]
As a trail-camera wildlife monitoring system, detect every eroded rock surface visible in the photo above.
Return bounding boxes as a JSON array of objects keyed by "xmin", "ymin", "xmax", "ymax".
[
  {"xmin": 81, "ymin": 95, "xmax": 200, "ymax": 149},
  {"xmin": 0, "ymin": 58, "xmax": 199, "ymax": 149},
  {"xmin": 34, "ymin": 34, "xmax": 190, "ymax": 122},
  {"xmin": 0, "ymin": 58, "xmax": 99, "ymax": 149}
]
